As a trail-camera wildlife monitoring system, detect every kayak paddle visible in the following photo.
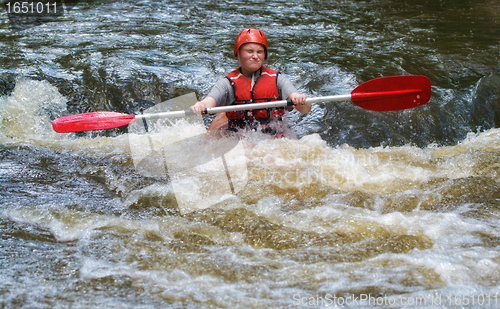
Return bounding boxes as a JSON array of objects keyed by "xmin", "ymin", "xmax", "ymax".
[{"xmin": 52, "ymin": 75, "xmax": 431, "ymax": 133}]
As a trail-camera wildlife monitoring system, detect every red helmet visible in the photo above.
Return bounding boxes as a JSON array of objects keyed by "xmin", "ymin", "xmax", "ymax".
[{"xmin": 233, "ymin": 28, "xmax": 268, "ymax": 59}]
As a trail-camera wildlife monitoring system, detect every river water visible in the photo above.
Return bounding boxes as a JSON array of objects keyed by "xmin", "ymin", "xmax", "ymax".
[{"xmin": 1, "ymin": 0, "xmax": 500, "ymax": 308}]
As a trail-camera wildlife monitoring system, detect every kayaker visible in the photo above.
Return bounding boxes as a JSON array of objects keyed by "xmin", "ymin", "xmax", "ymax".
[{"xmin": 190, "ymin": 28, "xmax": 311, "ymax": 136}]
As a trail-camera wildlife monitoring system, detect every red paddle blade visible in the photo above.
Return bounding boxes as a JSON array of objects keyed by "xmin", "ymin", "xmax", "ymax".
[
  {"xmin": 351, "ymin": 75, "xmax": 431, "ymax": 111},
  {"xmin": 52, "ymin": 112, "xmax": 135, "ymax": 133}
]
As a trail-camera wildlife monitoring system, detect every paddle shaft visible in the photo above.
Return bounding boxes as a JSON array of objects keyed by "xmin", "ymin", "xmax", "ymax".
[
  {"xmin": 136, "ymin": 88, "xmax": 421, "ymax": 120},
  {"xmin": 134, "ymin": 94, "xmax": 352, "ymax": 121}
]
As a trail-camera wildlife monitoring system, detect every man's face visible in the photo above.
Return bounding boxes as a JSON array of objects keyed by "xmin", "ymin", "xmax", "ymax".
[{"xmin": 237, "ymin": 43, "xmax": 266, "ymax": 75}]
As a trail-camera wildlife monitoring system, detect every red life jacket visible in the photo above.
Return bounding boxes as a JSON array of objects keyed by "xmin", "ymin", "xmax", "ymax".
[{"xmin": 225, "ymin": 67, "xmax": 285, "ymax": 133}]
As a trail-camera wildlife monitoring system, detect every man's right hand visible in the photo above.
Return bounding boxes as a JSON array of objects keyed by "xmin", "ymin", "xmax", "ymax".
[{"xmin": 189, "ymin": 97, "xmax": 217, "ymax": 117}]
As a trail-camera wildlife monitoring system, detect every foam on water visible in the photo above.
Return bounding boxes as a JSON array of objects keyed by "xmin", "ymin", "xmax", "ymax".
[
  {"xmin": 0, "ymin": 78, "xmax": 67, "ymax": 142},
  {"xmin": 2, "ymin": 78, "xmax": 500, "ymax": 308}
]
